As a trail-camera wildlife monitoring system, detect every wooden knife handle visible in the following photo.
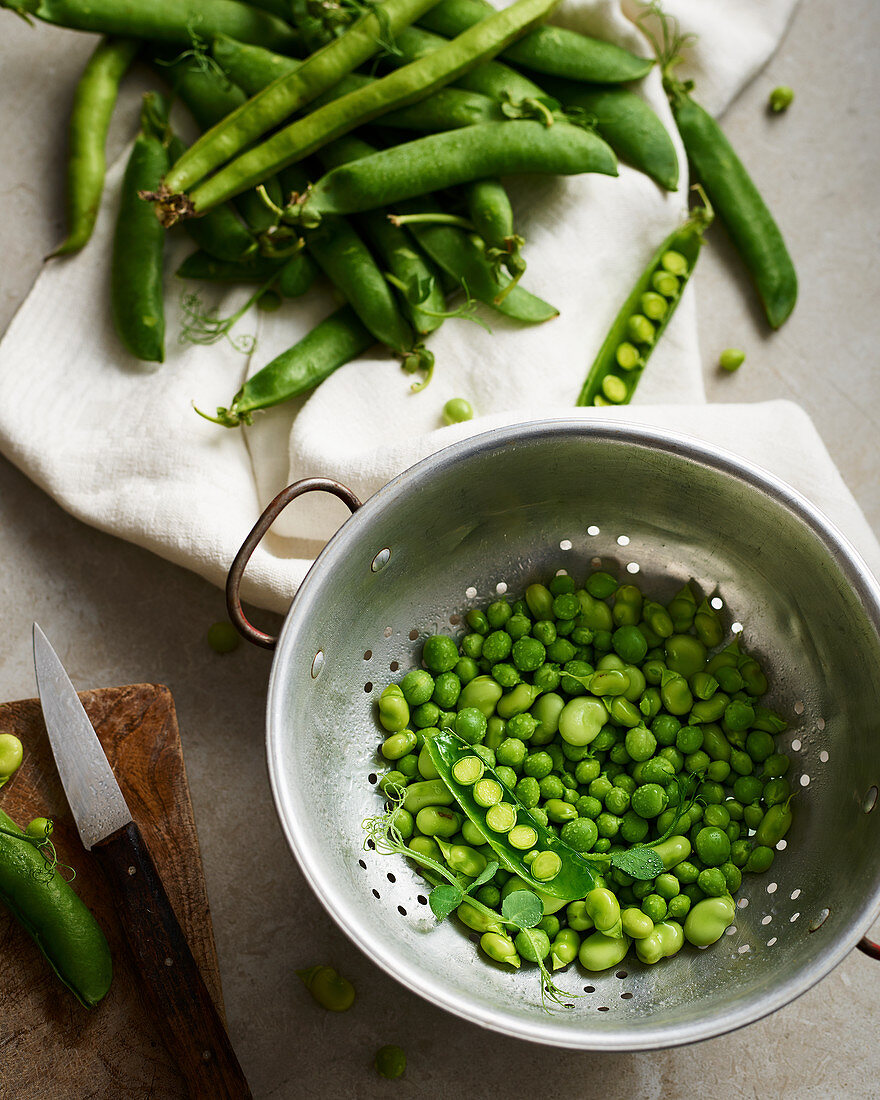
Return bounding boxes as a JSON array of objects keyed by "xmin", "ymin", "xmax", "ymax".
[{"xmin": 93, "ymin": 822, "xmax": 252, "ymax": 1100}]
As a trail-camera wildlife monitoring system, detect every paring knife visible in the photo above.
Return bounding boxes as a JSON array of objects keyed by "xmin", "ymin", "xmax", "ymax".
[{"xmin": 33, "ymin": 623, "xmax": 252, "ymax": 1100}]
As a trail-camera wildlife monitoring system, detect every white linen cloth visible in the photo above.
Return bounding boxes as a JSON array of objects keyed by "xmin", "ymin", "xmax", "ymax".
[{"xmin": 3, "ymin": 0, "xmax": 875, "ymax": 616}]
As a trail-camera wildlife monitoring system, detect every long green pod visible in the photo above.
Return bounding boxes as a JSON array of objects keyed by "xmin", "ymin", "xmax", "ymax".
[
  {"xmin": 50, "ymin": 36, "xmax": 139, "ymax": 257},
  {"xmin": 164, "ymin": 0, "xmax": 440, "ymax": 195},
  {"xmin": 176, "ymin": 250, "xmax": 288, "ymax": 283},
  {"xmin": 402, "ymin": 199, "xmax": 558, "ymax": 324},
  {"xmin": 112, "ymin": 93, "xmax": 168, "ymax": 362},
  {"xmin": 392, "ymin": 25, "xmax": 548, "ymax": 104},
  {"xmin": 419, "ymin": 0, "xmax": 653, "ymax": 83},
  {"xmin": 317, "ymin": 133, "xmax": 445, "ymax": 336},
  {"xmin": 181, "ymin": 0, "xmax": 564, "ymax": 216},
  {"xmin": 155, "ymin": 53, "xmax": 282, "ymax": 234},
  {"xmin": 0, "ymin": 809, "xmax": 112, "ymax": 1008},
  {"xmin": 576, "ymin": 200, "xmax": 712, "ymax": 406},
  {"xmin": 204, "ymin": 305, "xmax": 373, "ymax": 427},
  {"xmin": 464, "ymin": 178, "xmax": 518, "ymax": 253},
  {"xmin": 2, "ymin": 0, "xmax": 301, "ymax": 52},
  {"xmin": 168, "ymin": 137, "xmax": 257, "ymax": 263},
  {"xmin": 424, "ymin": 730, "xmax": 598, "ymax": 902},
  {"xmin": 214, "ymin": 32, "xmax": 505, "ymax": 132},
  {"xmin": 289, "ymin": 121, "xmax": 617, "ymax": 224},
  {"xmin": 542, "ymin": 77, "xmax": 679, "ymax": 191},
  {"xmin": 668, "ymin": 87, "xmax": 797, "ymax": 328}
]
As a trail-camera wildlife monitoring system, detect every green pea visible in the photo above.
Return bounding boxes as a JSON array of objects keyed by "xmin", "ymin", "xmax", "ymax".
[
  {"xmin": 631, "ymin": 783, "xmax": 667, "ymax": 819},
  {"xmin": 754, "ymin": 799, "xmax": 793, "ymax": 847},
  {"xmin": 664, "ymin": 634, "xmax": 707, "ymax": 678},
  {"xmin": 768, "ymin": 85, "xmax": 794, "ymax": 112},
  {"xmin": 719, "ymin": 347, "xmax": 745, "ymax": 372},
  {"xmin": 496, "ymin": 683, "xmax": 541, "ymax": 719},
  {"xmin": 512, "ymin": 927, "xmax": 550, "ymax": 963},
  {"xmin": 684, "ymin": 895, "xmax": 736, "ymax": 947},
  {"xmin": 667, "ymin": 894, "xmax": 691, "ymax": 922},
  {"xmin": 636, "ymin": 920, "xmax": 684, "ymax": 964},
  {"xmin": 374, "ymin": 1043, "xmax": 406, "ymax": 1079},
  {"xmin": 585, "ymin": 887, "xmax": 620, "ymax": 933},
  {"xmin": 417, "ymin": 742, "xmax": 440, "ymax": 780},
  {"xmin": 442, "ymin": 396, "xmax": 473, "ymax": 424},
  {"xmin": 485, "ymin": 801, "xmax": 517, "ymax": 833},
  {"xmin": 525, "ymin": 583, "xmax": 554, "ymax": 620},
  {"xmin": 559, "ymin": 816, "xmax": 598, "ymax": 853},
  {"xmin": 378, "ymin": 684, "xmax": 410, "ymax": 732},
  {"xmin": 733, "ymin": 775, "xmax": 763, "ymax": 805},
  {"xmin": 651, "ymin": 269, "xmax": 680, "ymax": 298},
  {"xmin": 638, "ymin": 290, "xmax": 668, "ymax": 322},
  {"xmin": 653, "ymin": 835, "xmax": 692, "ymax": 870},
  {"xmin": 601, "ymin": 374, "xmax": 628, "ymax": 403},
  {"xmin": 415, "ymin": 807, "xmax": 461, "ymax": 838},
  {"xmin": 743, "ymin": 844, "xmax": 775, "ymax": 874},
  {"xmin": 400, "ymin": 668, "xmax": 434, "ymax": 706},
  {"xmin": 661, "ymin": 249, "xmax": 689, "ymax": 276},
  {"xmin": 558, "ymin": 697, "xmax": 607, "ymax": 746},
  {"xmin": 403, "ymin": 780, "xmax": 455, "ymax": 814},
  {"xmin": 626, "ymin": 313, "xmax": 655, "ymax": 346},
  {"xmin": 297, "ymin": 965, "xmax": 355, "ymax": 1011},
  {"xmin": 621, "ymin": 907, "xmax": 654, "ymax": 939},
  {"xmin": 724, "ymin": 700, "xmax": 755, "ymax": 733},
  {"xmin": 762, "ymin": 778, "xmax": 791, "ymax": 807},
  {"xmin": 739, "ymin": 657, "xmax": 769, "ymax": 696},
  {"xmin": 379, "ymin": 770, "xmax": 407, "ymax": 795},
  {"xmin": 697, "ymin": 867, "xmax": 727, "ymax": 897},
  {"xmin": 457, "ymin": 675, "xmax": 504, "ymax": 716},
  {"xmin": 730, "ymin": 839, "xmax": 753, "ymax": 868},
  {"xmin": 422, "ymin": 634, "xmax": 458, "ymax": 673},
  {"xmin": 508, "ymin": 824, "xmax": 538, "ymax": 850},
  {"xmin": 388, "ymin": 807, "xmax": 414, "ymax": 840},
  {"xmin": 660, "ymin": 670, "xmax": 693, "ymax": 716},
  {"xmin": 480, "ymin": 931, "xmax": 520, "ymax": 968},
  {"xmin": 763, "ymin": 753, "xmax": 791, "ymax": 778},
  {"xmin": 579, "ymin": 931, "xmax": 631, "ymax": 972},
  {"xmin": 0, "ymin": 734, "xmax": 24, "ymax": 781},
  {"xmin": 550, "ymin": 928, "xmax": 581, "ymax": 970},
  {"xmin": 381, "ymin": 729, "xmax": 417, "ymax": 760}
]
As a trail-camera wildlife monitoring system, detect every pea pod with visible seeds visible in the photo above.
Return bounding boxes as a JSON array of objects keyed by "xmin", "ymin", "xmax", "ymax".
[
  {"xmin": 113, "ymin": 92, "xmax": 169, "ymax": 363},
  {"xmin": 0, "ymin": 808, "xmax": 112, "ymax": 1007},
  {"xmin": 576, "ymin": 198, "xmax": 712, "ymax": 407},
  {"xmin": 418, "ymin": 0, "xmax": 653, "ymax": 83},
  {"xmin": 50, "ymin": 37, "xmax": 139, "ymax": 258},
  {"xmin": 424, "ymin": 729, "xmax": 599, "ymax": 902},
  {"xmin": 665, "ymin": 80, "xmax": 797, "ymax": 328}
]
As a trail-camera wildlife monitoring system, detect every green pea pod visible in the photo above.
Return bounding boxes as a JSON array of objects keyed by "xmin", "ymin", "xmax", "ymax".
[
  {"xmin": 278, "ymin": 251, "xmax": 318, "ymax": 298},
  {"xmin": 576, "ymin": 199, "xmax": 712, "ymax": 406},
  {"xmin": 203, "ymin": 305, "xmax": 373, "ymax": 427},
  {"xmin": 418, "ymin": 0, "xmax": 653, "ymax": 83},
  {"xmin": 179, "ymin": 0, "xmax": 571, "ymax": 216},
  {"xmin": 540, "ymin": 77, "xmax": 679, "ymax": 191},
  {"xmin": 0, "ymin": 809, "xmax": 112, "ymax": 1007},
  {"xmin": 380, "ymin": 86, "xmax": 506, "ymax": 131},
  {"xmin": 50, "ymin": 37, "xmax": 139, "ymax": 258},
  {"xmin": 176, "ymin": 250, "xmax": 287, "ymax": 284},
  {"xmin": 4, "ymin": 0, "xmax": 302, "ymax": 53},
  {"xmin": 424, "ymin": 730, "xmax": 598, "ymax": 901},
  {"xmin": 667, "ymin": 86, "xmax": 797, "ymax": 329},
  {"xmin": 291, "ymin": 121, "xmax": 617, "ymax": 225},
  {"xmin": 111, "ymin": 92, "xmax": 169, "ymax": 362}
]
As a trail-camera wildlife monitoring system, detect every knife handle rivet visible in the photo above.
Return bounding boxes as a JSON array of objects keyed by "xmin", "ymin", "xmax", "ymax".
[
  {"xmin": 202, "ymin": 1050, "xmax": 213, "ymax": 1062},
  {"xmin": 127, "ymin": 866, "xmax": 136, "ymax": 876},
  {"xmin": 164, "ymin": 957, "xmax": 174, "ymax": 967}
]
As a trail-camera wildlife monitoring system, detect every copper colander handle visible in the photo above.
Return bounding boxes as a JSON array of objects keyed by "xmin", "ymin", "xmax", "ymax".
[{"xmin": 226, "ymin": 478, "xmax": 362, "ymax": 650}]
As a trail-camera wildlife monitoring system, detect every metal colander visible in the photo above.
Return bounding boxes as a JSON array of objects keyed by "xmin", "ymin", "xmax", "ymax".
[{"xmin": 230, "ymin": 419, "xmax": 880, "ymax": 1049}]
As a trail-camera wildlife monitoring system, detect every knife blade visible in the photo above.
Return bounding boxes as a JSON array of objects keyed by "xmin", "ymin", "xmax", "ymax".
[{"xmin": 33, "ymin": 623, "xmax": 252, "ymax": 1100}]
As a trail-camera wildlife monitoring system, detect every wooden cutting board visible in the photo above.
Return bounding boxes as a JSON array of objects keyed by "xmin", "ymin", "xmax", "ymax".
[{"xmin": 0, "ymin": 684, "xmax": 225, "ymax": 1100}]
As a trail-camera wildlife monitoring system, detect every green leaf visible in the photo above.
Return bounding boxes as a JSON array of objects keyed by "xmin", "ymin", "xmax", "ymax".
[
  {"xmin": 429, "ymin": 883, "xmax": 464, "ymax": 922},
  {"xmin": 501, "ymin": 890, "xmax": 543, "ymax": 929},
  {"xmin": 465, "ymin": 860, "xmax": 499, "ymax": 895},
  {"xmin": 610, "ymin": 847, "xmax": 665, "ymax": 880}
]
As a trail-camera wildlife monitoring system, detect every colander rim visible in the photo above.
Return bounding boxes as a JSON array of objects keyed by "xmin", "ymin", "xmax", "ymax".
[{"xmin": 265, "ymin": 416, "xmax": 880, "ymax": 1049}]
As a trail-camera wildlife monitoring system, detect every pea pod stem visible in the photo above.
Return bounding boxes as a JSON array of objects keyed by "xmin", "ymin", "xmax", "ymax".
[
  {"xmin": 175, "ymin": 0, "xmax": 565, "ymax": 218},
  {"xmin": 49, "ymin": 36, "xmax": 139, "ymax": 258}
]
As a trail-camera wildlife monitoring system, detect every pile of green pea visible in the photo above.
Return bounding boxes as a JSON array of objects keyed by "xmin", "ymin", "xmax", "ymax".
[{"xmin": 373, "ymin": 569, "xmax": 795, "ymax": 974}]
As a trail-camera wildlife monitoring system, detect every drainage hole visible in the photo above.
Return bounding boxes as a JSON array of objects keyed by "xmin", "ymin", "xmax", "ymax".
[
  {"xmin": 365, "ymin": 839, "xmax": 375, "ymax": 851},
  {"xmin": 626, "ymin": 562, "xmax": 640, "ymax": 575},
  {"xmin": 364, "ymin": 682, "xmax": 373, "ymax": 693},
  {"xmin": 372, "ymin": 889, "xmax": 381, "ymax": 899},
  {"xmin": 408, "ymin": 629, "xmax": 419, "ymax": 642},
  {"xmin": 587, "ymin": 525, "xmax": 600, "ymax": 536},
  {"xmin": 767, "ymin": 937, "xmax": 778, "ymax": 947},
  {"xmin": 597, "ymin": 1006, "xmax": 609, "ymax": 1013},
  {"xmin": 358, "ymin": 860, "xmax": 367, "ymax": 870},
  {"xmin": 809, "ymin": 908, "xmax": 831, "ymax": 932},
  {"xmin": 390, "ymin": 660, "xmax": 400, "ymax": 672},
  {"xmin": 621, "ymin": 992, "xmax": 633, "ymax": 1000},
  {"xmin": 386, "ymin": 873, "xmax": 396, "ymax": 884},
  {"xmin": 363, "ymin": 650, "xmax": 372, "ymax": 661},
  {"xmin": 417, "ymin": 895, "xmax": 428, "ymax": 906},
  {"xmin": 368, "ymin": 773, "xmax": 377, "ymax": 784},
  {"xmin": 615, "ymin": 970, "xmax": 628, "ymax": 979},
  {"xmin": 465, "ymin": 585, "xmax": 477, "ymax": 599},
  {"xmin": 862, "ymin": 786, "xmax": 879, "ymax": 814},
  {"xmin": 584, "ymin": 986, "xmax": 595, "ymax": 994},
  {"xmin": 397, "ymin": 906, "xmax": 407, "ymax": 917},
  {"xmin": 560, "ymin": 539, "xmax": 573, "ymax": 551}
]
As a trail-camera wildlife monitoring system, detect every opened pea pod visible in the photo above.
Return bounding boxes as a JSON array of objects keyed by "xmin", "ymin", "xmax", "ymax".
[{"xmin": 576, "ymin": 195, "xmax": 713, "ymax": 407}]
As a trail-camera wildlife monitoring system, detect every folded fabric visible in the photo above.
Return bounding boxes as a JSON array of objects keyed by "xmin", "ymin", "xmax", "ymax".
[{"xmin": 2, "ymin": 0, "xmax": 861, "ymax": 625}]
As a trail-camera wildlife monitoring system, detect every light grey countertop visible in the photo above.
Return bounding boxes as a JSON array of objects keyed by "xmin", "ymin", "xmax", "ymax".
[{"xmin": 1, "ymin": 1, "xmax": 879, "ymax": 1096}]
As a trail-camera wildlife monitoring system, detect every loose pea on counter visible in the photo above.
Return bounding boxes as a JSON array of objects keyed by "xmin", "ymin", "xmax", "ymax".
[{"xmin": 367, "ymin": 568, "xmax": 795, "ymax": 992}]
